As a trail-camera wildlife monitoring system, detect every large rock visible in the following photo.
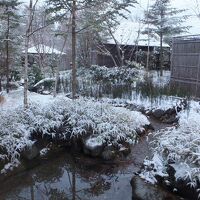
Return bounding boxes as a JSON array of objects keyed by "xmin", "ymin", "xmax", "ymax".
[
  {"xmin": 22, "ymin": 143, "xmax": 40, "ymax": 160},
  {"xmin": 130, "ymin": 176, "xmax": 179, "ymax": 200},
  {"xmin": 152, "ymin": 109, "xmax": 165, "ymax": 119},
  {"xmin": 83, "ymin": 137, "xmax": 104, "ymax": 157},
  {"xmin": 101, "ymin": 145, "xmax": 116, "ymax": 161}
]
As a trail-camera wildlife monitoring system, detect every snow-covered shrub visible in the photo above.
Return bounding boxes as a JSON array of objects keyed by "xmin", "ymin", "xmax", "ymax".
[
  {"xmin": 65, "ymin": 98, "xmax": 149, "ymax": 144},
  {"xmin": 34, "ymin": 65, "xmax": 143, "ymax": 94},
  {"xmin": 0, "ymin": 94, "xmax": 149, "ymax": 173},
  {"xmin": 33, "ymin": 78, "xmax": 55, "ymax": 93},
  {"xmin": 89, "ymin": 65, "xmax": 142, "ymax": 84},
  {"xmin": 140, "ymin": 100, "xmax": 200, "ymax": 197},
  {"xmin": 0, "ymin": 103, "xmax": 65, "ymax": 168}
]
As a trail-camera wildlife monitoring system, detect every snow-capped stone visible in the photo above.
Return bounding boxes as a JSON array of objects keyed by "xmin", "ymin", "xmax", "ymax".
[{"xmin": 83, "ymin": 137, "xmax": 105, "ymax": 157}]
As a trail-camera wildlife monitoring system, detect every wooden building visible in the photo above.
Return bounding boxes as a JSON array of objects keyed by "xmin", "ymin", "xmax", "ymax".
[
  {"xmin": 171, "ymin": 35, "xmax": 200, "ymax": 97},
  {"xmin": 91, "ymin": 41, "xmax": 170, "ymax": 69}
]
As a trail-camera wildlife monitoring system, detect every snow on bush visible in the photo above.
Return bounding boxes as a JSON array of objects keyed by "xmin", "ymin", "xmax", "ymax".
[
  {"xmin": 140, "ymin": 100, "xmax": 200, "ymax": 196},
  {"xmin": 66, "ymin": 99, "xmax": 149, "ymax": 143},
  {"xmin": 0, "ymin": 93, "xmax": 149, "ymax": 173},
  {"xmin": 35, "ymin": 65, "xmax": 144, "ymax": 93},
  {"xmin": 88, "ymin": 65, "xmax": 143, "ymax": 84}
]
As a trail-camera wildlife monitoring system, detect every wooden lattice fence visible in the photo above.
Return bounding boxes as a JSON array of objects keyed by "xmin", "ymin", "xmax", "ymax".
[{"xmin": 171, "ymin": 35, "xmax": 200, "ymax": 97}]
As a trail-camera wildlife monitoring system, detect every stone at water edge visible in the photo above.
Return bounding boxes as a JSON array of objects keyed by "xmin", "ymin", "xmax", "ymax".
[
  {"xmin": 118, "ymin": 144, "xmax": 131, "ymax": 156},
  {"xmin": 101, "ymin": 145, "xmax": 116, "ymax": 161},
  {"xmin": 152, "ymin": 109, "xmax": 165, "ymax": 119},
  {"xmin": 21, "ymin": 143, "xmax": 40, "ymax": 160},
  {"xmin": 83, "ymin": 137, "xmax": 105, "ymax": 157}
]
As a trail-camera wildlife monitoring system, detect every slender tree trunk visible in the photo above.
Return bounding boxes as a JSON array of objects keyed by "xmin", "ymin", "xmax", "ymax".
[
  {"xmin": 53, "ymin": 65, "xmax": 59, "ymax": 97},
  {"xmin": 108, "ymin": 28, "xmax": 123, "ymax": 67},
  {"xmin": 6, "ymin": 8, "xmax": 10, "ymax": 93},
  {"xmin": 160, "ymin": 33, "xmax": 163, "ymax": 76},
  {"xmin": 24, "ymin": 35, "xmax": 29, "ymax": 109},
  {"xmin": 0, "ymin": 77, "xmax": 2, "ymax": 92},
  {"xmin": 72, "ymin": 0, "xmax": 77, "ymax": 99},
  {"xmin": 160, "ymin": 10, "xmax": 164, "ymax": 76},
  {"xmin": 146, "ymin": 0, "xmax": 150, "ymax": 71},
  {"xmin": 24, "ymin": 0, "xmax": 33, "ymax": 109},
  {"xmin": 121, "ymin": 50, "xmax": 124, "ymax": 66}
]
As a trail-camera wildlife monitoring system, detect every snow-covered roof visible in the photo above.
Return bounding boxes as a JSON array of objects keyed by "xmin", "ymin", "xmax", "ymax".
[
  {"xmin": 138, "ymin": 40, "xmax": 170, "ymax": 47},
  {"xmin": 107, "ymin": 38, "xmax": 170, "ymax": 47},
  {"xmin": 24, "ymin": 45, "xmax": 66, "ymax": 55},
  {"xmin": 107, "ymin": 39, "xmax": 170, "ymax": 48}
]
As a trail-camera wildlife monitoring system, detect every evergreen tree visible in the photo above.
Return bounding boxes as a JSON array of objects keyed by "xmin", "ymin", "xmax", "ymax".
[
  {"xmin": 0, "ymin": 0, "xmax": 21, "ymax": 93},
  {"xmin": 142, "ymin": 0, "xmax": 189, "ymax": 75},
  {"xmin": 46, "ymin": 0, "xmax": 137, "ymax": 98}
]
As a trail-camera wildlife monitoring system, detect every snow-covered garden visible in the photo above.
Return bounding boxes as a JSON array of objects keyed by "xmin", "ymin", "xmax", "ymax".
[
  {"xmin": 1, "ymin": 67, "xmax": 199, "ymax": 199},
  {"xmin": 0, "ymin": 88, "xmax": 150, "ymax": 175},
  {"xmin": 1, "ymin": 73, "xmax": 200, "ymax": 200}
]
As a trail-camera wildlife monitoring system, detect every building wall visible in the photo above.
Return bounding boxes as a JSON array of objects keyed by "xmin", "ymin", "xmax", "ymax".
[{"xmin": 93, "ymin": 43, "xmax": 170, "ymax": 68}]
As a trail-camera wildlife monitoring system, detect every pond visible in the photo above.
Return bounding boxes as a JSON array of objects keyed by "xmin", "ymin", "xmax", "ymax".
[{"xmin": 0, "ymin": 134, "xmax": 183, "ymax": 200}]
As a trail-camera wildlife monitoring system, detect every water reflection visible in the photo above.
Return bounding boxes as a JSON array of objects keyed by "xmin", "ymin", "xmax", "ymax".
[
  {"xmin": 0, "ymin": 153, "xmax": 127, "ymax": 200},
  {"xmin": 0, "ymin": 150, "xmax": 183, "ymax": 200}
]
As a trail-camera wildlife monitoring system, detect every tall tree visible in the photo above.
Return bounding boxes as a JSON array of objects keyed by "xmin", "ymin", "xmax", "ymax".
[
  {"xmin": 142, "ymin": 0, "xmax": 189, "ymax": 75},
  {"xmin": 46, "ymin": 0, "xmax": 137, "ymax": 98},
  {"xmin": 24, "ymin": 0, "xmax": 40, "ymax": 109},
  {"xmin": 0, "ymin": 0, "xmax": 21, "ymax": 93}
]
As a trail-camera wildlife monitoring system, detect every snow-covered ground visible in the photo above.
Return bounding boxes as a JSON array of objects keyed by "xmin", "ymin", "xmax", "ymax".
[
  {"xmin": 101, "ymin": 93, "xmax": 184, "ymax": 112},
  {"xmin": 139, "ymin": 100, "xmax": 200, "ymax": 197},
  {"xmin": 0, "ymin": 88, "xmax": 149, "ymax": 174}
]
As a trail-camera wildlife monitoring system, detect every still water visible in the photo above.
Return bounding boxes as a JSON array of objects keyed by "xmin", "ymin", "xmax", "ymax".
[{"xmin": 0, "ymin": 134, "xmax": 183, "ymax": 200}]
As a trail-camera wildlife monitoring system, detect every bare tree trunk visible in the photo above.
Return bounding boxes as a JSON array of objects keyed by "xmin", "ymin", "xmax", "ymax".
[
  {"xmin": 160, "ymin": 33, "xmax": 163, "ymax": 76},
  {"xmin": 160, "ymin": 10, "xmax": 164, "ymax": 77},
  {"xmin": 146, "ymin": 0, "xmax": 150, "ymax": 71},
  {"xmin": 72, "ymin": 0, "xmax": 77, "ymax": 99},
  {"xmin": 24, "ymin": 0, "xmax": 33, "ymax": 109},
  {"xmin": 24, "ymin": 35, "xmax": 29, "ymax": 109},
  {"xmin": 53, "ymin": 63, "xmax": 59, "ymax": 97},
  {"xmin": 108, "ymin": 28, "xmax": 122, "ymax": 67},
  {"xmin": 6, "ymin": 7, "xmax": 10, "ymax": 93},
  {"xmin": 0, "ymin": 77, "xmax": 2, "ymax": 92}
]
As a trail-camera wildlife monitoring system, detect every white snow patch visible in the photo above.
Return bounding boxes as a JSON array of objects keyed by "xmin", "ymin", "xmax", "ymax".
[{"xmin": 85, "ymin": 137, "xmax": 104, "ymax": 150}]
